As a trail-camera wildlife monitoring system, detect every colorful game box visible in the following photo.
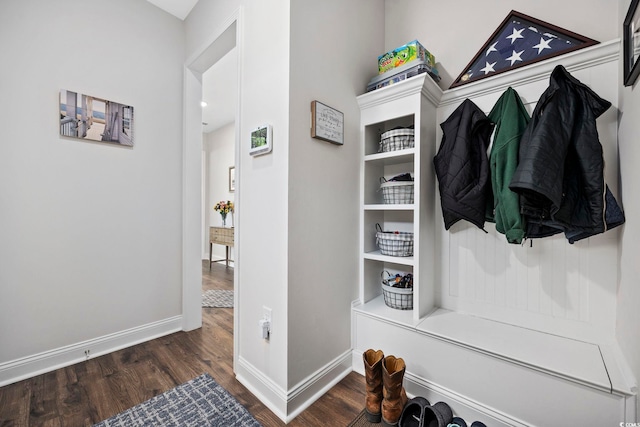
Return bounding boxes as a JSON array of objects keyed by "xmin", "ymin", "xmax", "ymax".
[
  {"xmin": 367, "ymin": 60, "xmax": 440, "ymax": 92},
  {"xmin": 378, "ymin": 40, "xmax": 435, "ymax": 74}
]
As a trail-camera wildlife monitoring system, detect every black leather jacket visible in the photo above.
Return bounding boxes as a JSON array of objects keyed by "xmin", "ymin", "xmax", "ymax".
[
  {"xmin": 509, "ymin": 65, "xmax": 623, "ymax": 241},
  {"xmin": 434, "ymin": 99, "xmax": 494, "ymax": 230}
]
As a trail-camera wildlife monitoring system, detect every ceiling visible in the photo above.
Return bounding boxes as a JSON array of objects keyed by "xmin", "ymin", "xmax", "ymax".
[{"xmin": 146, "ymin": 0, "xmax": 237, "ymax": 134}]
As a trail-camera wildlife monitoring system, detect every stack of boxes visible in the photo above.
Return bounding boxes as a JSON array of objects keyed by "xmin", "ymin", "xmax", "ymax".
[{"xmin": 366, "ymin": 40, "xmax": 440, "ymax": 92}]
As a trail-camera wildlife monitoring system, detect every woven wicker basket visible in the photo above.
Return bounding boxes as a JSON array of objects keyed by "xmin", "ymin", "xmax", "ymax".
[
  {"xmin": 379, "ymin": 128, "xmax": 415, "ymax": 152},
  {"xmin": 381, "ymin": 282, "xmax": 413, "ymax": 310},
  {"xmin": 380, "ymin": 180, "xmax": 414, "ymax": 204},
  {"xmin": 375, "ymin": 224, "xmax": 414, "ymax": 257}
]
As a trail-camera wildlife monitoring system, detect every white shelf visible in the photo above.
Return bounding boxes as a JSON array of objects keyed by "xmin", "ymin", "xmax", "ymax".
[
  {"xmin": 353, "ymin": 295, "xmax": 418, "ymax": 328},
  {"xmin": 363, "ymin": 250, "xmax": 414, "ymax": 266},
  {"xmin": 364, "ymin": 204, "xmax": 414, "ymax": 211},
  {"xmin": 364, "ymin": 148, "xmax": 415, "ymax": 165},
  {"xmin": 359, "ymin": 73, "xmax": 438, "ymax": 324}
]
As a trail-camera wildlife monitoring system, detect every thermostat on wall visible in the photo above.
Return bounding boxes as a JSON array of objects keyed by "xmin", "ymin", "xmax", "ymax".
[{"xmin": 249, "ymin": 124, "xmax": 272, "ymax": 156}]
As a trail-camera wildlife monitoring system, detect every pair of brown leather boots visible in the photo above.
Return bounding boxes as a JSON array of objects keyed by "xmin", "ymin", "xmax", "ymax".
[{"xmin": 363, "ymin": 349, "xmax": 408, "ymax": 426}]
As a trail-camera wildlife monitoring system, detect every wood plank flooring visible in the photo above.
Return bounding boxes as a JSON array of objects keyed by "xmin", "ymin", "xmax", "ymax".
[{"xmin": 0, "ymin": 261, "xmax": 365, "ymax": 426}]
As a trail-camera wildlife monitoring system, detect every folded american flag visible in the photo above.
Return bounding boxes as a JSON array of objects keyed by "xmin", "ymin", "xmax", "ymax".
[{"xmin": 452, "ymin": 11, "xmax": 596, "ymax": 87}]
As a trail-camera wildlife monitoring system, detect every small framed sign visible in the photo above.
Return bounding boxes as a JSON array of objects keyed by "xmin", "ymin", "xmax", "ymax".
[{"xmin": 311, "ymin": 100, "xmax": 344, "ymax": 145}]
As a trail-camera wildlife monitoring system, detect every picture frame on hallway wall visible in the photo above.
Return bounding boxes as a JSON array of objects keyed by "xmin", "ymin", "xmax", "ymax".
[
  {"xmin": 249, "ymin": 124, "xmax": 272, "ymax": 156},
  {"xmin": 59, "ymin": 90, "xmax": 134, "ymax": 146},
  {"xmin": 311, "ymin": 100, "xmax": 344, "ymax": 145},
  {"xmin": 624, "ymin": 0, "xmax": 640, "ymax": 86},
  {"xmin": 450, "ymin": 10, "xmax": 598, "ymax": 88},
  {"xmin": 229, "ymin": 166, "xmax": 235, "ymax": 192}
]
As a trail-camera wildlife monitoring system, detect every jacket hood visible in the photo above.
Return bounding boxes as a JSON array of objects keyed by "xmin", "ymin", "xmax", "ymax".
[{"xmin": 550, "ymin": 65, "xmax": 611, "ymax": 118}]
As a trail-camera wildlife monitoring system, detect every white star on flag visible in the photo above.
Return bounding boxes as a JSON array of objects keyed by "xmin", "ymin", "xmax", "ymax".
[
  {"xmin": 486, "ymin": 41, "xmax": 499, "ymax": 56},
  {"xmin": 532, "ymin": 37, "xmax": 552, "ymax": 54},
  {"xmin": 506, "ymin": 28, "xmax": 524, "ymax": 44},
  {"xmin": 506, "ymin": 50, "xmax": 524, "ymax": 66},
  {"xmin": 480, "ymin": 61, "xmax": 497, "ymax": 75}
]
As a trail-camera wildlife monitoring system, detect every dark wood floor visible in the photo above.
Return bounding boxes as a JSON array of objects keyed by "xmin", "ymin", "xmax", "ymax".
[{"xmin": 0, "ymin": 261, "xmax": 365, "ymax": 426}]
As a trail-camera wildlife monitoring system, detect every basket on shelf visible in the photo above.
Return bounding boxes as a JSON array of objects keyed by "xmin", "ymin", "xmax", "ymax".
[
  {"xmin": 381, "ymin": 271, "xmax": 413, "ymax": 310},
  {"xmin": 380, "ymin": 173, "xmax": 414, "ymax": 204},
  {"xmin": 375, "ymin": 223, "xmax": 414, "ymax": 256},
  {"xmin": 379, "ymin": 127, "xmax": 414, "ymax": 152}
]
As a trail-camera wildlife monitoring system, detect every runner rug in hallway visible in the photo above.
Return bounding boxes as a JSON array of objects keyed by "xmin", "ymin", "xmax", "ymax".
[
  {"xmin": 93, "ymin": 373, "xmax": 261, "ymax": 427},
  {"xmin": 202, "ymin": 289, "xmax": 234, "ymax": 308}
]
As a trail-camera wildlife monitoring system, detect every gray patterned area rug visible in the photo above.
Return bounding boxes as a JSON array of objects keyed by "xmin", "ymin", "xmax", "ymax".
[
  {"xmin": 93, "ymin": 373, "xmax": 261, "ymax": 426},
  {"xmin": 202, "ymin": 289, "xmax": 234, "ymax": 308}
]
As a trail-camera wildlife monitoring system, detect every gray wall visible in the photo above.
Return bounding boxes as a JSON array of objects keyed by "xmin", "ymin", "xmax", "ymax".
[
  {"xmin": 0, "ymin": 0, "xmax": 184, "ymax": 365},
  {"xmin": 287, "ymin": 0, "xmax": 384, "ymax": 388}
]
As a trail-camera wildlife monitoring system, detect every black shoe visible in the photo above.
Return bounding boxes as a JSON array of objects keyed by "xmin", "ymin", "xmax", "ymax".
[
  {"xmin": 422, "ymin": 401, "xmax": 453, "ymax": 427},
  {"xmin": 398, "ymin": 397, "xmax": 430, "ymax": 427},
  {"xmin": 447, "ymin": 417, "xmax": 467, "ymax": 427}
]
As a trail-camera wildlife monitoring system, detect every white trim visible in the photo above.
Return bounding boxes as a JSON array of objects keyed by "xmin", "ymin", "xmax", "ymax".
[
  {"xmin": 182, "ymin": 6, "xmax": 242, "ymax": 337},
  {"xmin": 285, "ymin": 349, "xmax": 353, "ymax": 422},
  {"xmin": 236, "ymin": 356, "xmax": 288, "ymax": 421},
  {"xmin": 182, "ymin": 65, "xmax": 204, "ymax": 332},
  {"xmin": 232, "ymin": 5, "xmax": 244, "ymax": 377},
  {"xmin": 236, "ymin": 350, "xmax": 352, "ymax": 423},
  {"xmin": 0, "ymin": 316, "xmax": 182, "ymax": 387},
  {"xmin": 402, "ymin": 371, "xmax": 532, "ymax": 427}
]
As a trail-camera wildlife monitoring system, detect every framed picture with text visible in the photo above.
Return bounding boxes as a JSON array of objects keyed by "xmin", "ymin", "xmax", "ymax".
[{"xmin": 311, "ymin": 100, "xmax": 344, "ymax": 145}]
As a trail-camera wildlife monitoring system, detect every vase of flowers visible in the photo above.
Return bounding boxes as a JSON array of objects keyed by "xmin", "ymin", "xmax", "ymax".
[{"xmin": 214, "ymin": 200, "xmax": 234, "ymax": 227}]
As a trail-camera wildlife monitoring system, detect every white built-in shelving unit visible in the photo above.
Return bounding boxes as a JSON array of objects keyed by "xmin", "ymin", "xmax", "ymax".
[
  {"xmin": 358, "ymin": 73, "xmax": 440, "ymax": 325},
  {"xmin": 353, "ymin": 40, "xmax": 637, "ymax": 426}
]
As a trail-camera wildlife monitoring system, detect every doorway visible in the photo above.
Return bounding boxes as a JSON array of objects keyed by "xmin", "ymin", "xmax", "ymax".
[{"xmin": 183, "ymin": 12, "xmax": 241, "ymax": 372}]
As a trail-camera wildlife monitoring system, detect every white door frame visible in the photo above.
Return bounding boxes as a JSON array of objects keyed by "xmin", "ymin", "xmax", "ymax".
[{"xmin": 182, "ymin": 7, "xmax": 243, "ymax": 372}]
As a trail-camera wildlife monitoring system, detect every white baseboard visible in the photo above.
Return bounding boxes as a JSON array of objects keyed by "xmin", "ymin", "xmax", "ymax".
[
  {"xmin": 236, "ymin": 349, "xmax": 352, "ymax": 423},
  {"xmin": 236, "ymin": 356, "xmax": 288, "ymax": 421},
  {"xmin": 286, "ymin": 349, "xmax": 352, "ymax": 421},
  {"xmin": 402, "ymin": 371, "xmax": 531, "ymax": 427},
  {"xmin": 0, "ymin": 315, "xmax": 183, "ymax": 387}
]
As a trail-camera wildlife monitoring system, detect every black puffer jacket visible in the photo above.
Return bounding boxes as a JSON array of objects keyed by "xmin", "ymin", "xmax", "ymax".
[
  {"xmin": 509, "ymin": 65, "xmax": 624, "ymax": 240},
  {"xmin": 434, "ymin": 99, "xmax": 494, "ymax": 230}
]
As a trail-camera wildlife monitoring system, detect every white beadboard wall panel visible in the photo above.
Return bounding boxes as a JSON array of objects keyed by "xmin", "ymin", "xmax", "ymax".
[{"xmin": 435, "ymin": 41, "xmax": 621, "ymax": 344}]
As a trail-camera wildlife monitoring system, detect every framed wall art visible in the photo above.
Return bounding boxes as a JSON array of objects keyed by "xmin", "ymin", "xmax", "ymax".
[
  {"xmin": 229, "ymin": 166, "xmax": 235, "ymax": 192},
  {"xmin": 59, "ymin": 90, "xmax": 134, "ymax": 146},
  {"xmin": 624, "ymin": 0, "xmax": 640, "ymax": 86},
  {"xmin": 311, "ymin": 100, "xmax": 344, "ymax": 145},
  {"xmin": 450, "ymin": 11, "xmax": 598, "ymax": 88},
  {"xmin": 249, "ymin": 124, "xmax": 272, "ymax": 156}
]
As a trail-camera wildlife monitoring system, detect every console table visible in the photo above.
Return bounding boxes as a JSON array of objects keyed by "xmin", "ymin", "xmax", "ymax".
[{"xmin": 209, "ymin": 226, "xmax": 234, "ymax": 268}]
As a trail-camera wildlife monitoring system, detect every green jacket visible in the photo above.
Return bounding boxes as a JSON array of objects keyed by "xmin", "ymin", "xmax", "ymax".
[{"xmin": 486, "ymin": 87, "xmax": 530, "ymax": 244}]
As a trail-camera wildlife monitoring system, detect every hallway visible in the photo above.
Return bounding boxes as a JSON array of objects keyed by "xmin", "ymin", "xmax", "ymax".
[{"xmin": 0, "ymin": 262, "xmax": 365, "ymax": 426}]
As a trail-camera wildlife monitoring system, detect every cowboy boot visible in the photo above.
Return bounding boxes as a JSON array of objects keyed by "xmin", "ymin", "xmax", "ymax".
[
  {"xmin": 363, "ymin": 349, "xmax": 385, "ymax": 423},
  {"xmin": 382, "ymin": 355, "xmax": 408, "ymax": 427}
]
